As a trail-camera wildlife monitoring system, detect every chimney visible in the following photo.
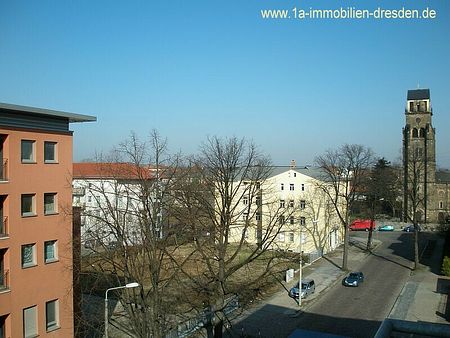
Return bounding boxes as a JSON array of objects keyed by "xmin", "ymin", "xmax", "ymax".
[{"xmin": 290, "ymin": 160, "xmax": 296, "ymax": 168}]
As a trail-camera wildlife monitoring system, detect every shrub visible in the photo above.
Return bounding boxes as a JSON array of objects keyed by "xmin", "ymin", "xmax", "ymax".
[{"xmin": 442, "ymin": 256, "xmax": 450, "ymax": 276}]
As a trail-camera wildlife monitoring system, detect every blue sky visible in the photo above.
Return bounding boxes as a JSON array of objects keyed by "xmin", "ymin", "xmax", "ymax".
[{"xmin": 1, "ymin": 1, "xmax": 449, "ymax": 167}]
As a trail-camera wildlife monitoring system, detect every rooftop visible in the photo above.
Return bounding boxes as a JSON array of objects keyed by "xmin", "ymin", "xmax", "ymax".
[
  {"xmin": 407, "ymin": 89, "xmax": 430, "ymax": 101},
  {"xmin": 0, "ymin": 102, "xmax": 96, "ymax": 123}
]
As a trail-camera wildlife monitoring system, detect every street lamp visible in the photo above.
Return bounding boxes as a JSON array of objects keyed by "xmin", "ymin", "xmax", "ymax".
[{"xmin": 105, "ymin": 282, "xmax": 140, "ymax": 338}]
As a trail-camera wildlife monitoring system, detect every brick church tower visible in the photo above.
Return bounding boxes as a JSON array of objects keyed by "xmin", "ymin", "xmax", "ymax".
[{"xmin": 402, "ymin": 88, "xmax": 437, "ymax": 223}]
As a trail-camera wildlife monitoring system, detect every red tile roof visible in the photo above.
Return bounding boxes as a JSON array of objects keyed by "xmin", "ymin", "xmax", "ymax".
[{"xmin": 73, "ymin": 162, "xmax": 157, "ymax": 180}]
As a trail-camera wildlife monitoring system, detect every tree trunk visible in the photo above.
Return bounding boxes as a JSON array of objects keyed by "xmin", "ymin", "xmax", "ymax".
[
  {"xmin": 342, "ymin": 225, "xmax": 349, "ymax": 270},
  {"xmin": 414, "ymin": 224, "xmax": 419, "ymax": 269},
  {"xmin": 367, "ymin": 227, "xmax": 373, "ymax": 252}
]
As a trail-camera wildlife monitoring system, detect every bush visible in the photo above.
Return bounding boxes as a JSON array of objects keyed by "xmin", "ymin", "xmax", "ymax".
[{"xmin": 442, "ymin": 256, "xmax": 450, "ymax": 276}]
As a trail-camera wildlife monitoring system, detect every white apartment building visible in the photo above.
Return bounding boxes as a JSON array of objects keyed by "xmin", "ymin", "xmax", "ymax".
[
  {"xmin": 72, "ymin": 162, "xmax": 164, "ymax": 247},
  {"xmin": 229, "ymin": 163, "xmax": 343, "ymax": 259}
]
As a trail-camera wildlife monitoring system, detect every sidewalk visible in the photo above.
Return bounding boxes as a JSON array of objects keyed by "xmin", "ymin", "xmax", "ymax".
[
  {"xmin": 388, "ymin": 236, "xmax": 450, "ymax": 324},
  {"xmin": 228, "ymin": 237, "xmax": 376, "ymax": 337}
]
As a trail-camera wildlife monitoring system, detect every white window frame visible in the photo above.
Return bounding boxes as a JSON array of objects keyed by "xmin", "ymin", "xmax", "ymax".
[
  {"xmin": 290, "ymin": 184, "xmax": 294, "ymax": 191},
  {"xmin": 300, "ymin": 217, "xmax": 306, "ymax": 226},
  {"xmin": 45, "ymin": 299, "xmax": 59, "ymax": 332},
  {"xmin": 21, "ymin": 140, "xmax": 35, "ymax": 163},
  {"xmin": 21, "ymin": 194, "xmax": 36, "ymax": 217},
  {"xmin": 44, "ymin": 240, "xmax": 58, "ymax": 263},
  {"xmin": 280, "ymin": 183, "xmax": 284, "ymax": 191},
  {"xmin": 44, "ymin": 141, "xmax": 57, "ymax": 163},
  {"xmin": 44, "ymin": 193, "xmax": 57, "ymax": 215},
  {"xmin": 300, "ymin": 200, "xmax": 306, "ymax": 209},
  {"xmin": 278, "ymin": 232, "xmax": 285, "ymax": 242},
  {"xmin": 289, "ymin": 200, "xmax": 294, "ymax": 208},
  {"xmin": 280, "ymin": 200, "xmax": 285, "ymax": 208},
  {"xmin": 290, "ymin": 216, "xmax": 295, "ymax": 225},
  {"xmin": 23, "ymin": 305, "xmax": 38, "ymax": 338},
  {"xmin": 21, "ymin": 243, "xmax": 37, "ymax": 268},
  {"xmin": 242, "ymin": 196, "xmax": 248, "ymax": 205}
]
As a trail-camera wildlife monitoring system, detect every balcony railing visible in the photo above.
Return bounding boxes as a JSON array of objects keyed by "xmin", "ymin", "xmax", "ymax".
[
  {"xmin": 0, "ymin": 217, "xmax": 8, "ymax": 238},
  {"xmin": 0, "ymin": 269, "xmax": 8, "ymax": 291},
  {"xmin": 0, "ymin": 159, "xmax": 7, "ymax": 181}
]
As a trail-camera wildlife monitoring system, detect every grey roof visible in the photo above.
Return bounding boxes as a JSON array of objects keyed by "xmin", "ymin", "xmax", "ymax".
[
  {"xmin": 0, "ymin": 102, "xmax": 96, "ymax": 123},
  {"xmin": 269, "ymin": 166, "xmax": 325, "ymax": 180},
  {"xmin": 407, "ymin": 89, "xmax": 430, "ymax": 101},
  {"xmin": 436, "ymin": 170, "xmax": 450, "ymax": 183}
]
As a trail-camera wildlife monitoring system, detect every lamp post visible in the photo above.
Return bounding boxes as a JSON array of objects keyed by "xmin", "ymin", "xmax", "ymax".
[
  {"xmin": 298, "ymin": 222, "xmax": 303, "ymax": 307},
  {"xmin": 105, "ymin": 282, "xmax": 140, "ymax": 338}
]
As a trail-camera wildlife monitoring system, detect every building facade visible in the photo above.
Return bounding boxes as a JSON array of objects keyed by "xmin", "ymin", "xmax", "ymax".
[
  {"xmin": 402, "ymin": 89, "xmax": 450, "ymax": 224},
  {"xmin": 72, "ymin": 162, "xmax": 164, "ymax": 248},
  {"xmin": 0, "ymin": 103, "xmax": 95, "ymax": 337},
  {"xmin": 229, "ymin": 163, "xmax": 343, "ymax": 258}
]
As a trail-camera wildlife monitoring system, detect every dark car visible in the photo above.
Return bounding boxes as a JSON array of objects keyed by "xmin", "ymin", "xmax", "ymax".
[
  {"xmin": 289, "ymin": 279, "xmax": 315, "ymax": 299},
  {"xmin": 342, "ymin": 272, "xmax": 364, "ymax": 287},
  {"xmin": 403, "ymin": 224, "xmax": 421, "ymax": 232}
]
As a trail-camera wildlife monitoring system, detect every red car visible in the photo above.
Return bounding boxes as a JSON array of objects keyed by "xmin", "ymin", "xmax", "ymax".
[{"xmin": 349, "ymin": 219, "xmax": 375, "ymax": 231}]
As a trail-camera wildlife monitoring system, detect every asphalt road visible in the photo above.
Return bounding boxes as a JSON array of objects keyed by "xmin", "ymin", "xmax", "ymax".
[{"xmin": 292, "ymin": 231, "xmax": 421, "ymax": 337}]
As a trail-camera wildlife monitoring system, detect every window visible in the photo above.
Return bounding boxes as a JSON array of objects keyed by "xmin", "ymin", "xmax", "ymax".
[
  {"xmin": 439, "ymin": 201, "xmax": 443, "ymax": 209},
  {"xmin": 278, "ymin": 232, "xmax": 285, "ymax": 242},
  {"xmin": 21, "ymin": 244, "xmax": 36, "ymax": 268},
  {"xmin": 288, "ymin": 232, "xmax": 295, "ymax": 243},
  {"xmin": 21, "ymin": 140, "xmax": 35, "ymax": 163},
  {"xmin": 301, "ymin": 184, "xmax": 305, "ymax": 191},
  {"xmin": 290, "ymin": 216, "xmax": 295, "ymax": 225},
  {"xmin": 280, "ymin": 200, "xmax": 285, "ymax": 208},
  {"xmin": 44, "ymin": 193, "xmax": 57, "ymax": 215},
  {"xmin": 243, "ymin": 196, "xmax": 248, "ymax": 205},
  {"xmin": 23, "ymin": 306, "xmax": 38, "ymax": 338},
  {"xmin": 300, "ymin": 217, "xmax": 306, "ymax": 226},
  {"xmin": 46, "ymin": 300, "xmax": 59, "ymax": 331},
  {"xmin": 255, "ymin": 196, "xmax": 261, "ymax": 206},
  {"xmin": 256, "ymin": 212, "xmax": 261, "ymax": 221},
  {"xmin": 300, "ymin": 200, "xmax": 306, "ymax": 209},
  {"xmin": 44, "ymin": 241, "xmax": 58, "ymax": 263},
  {"xmin": 289, "ymin": 200, "xmax": 294, "ymax": 208},
  {"xmin": 279, "ymin": 215, "xmax": 285, "ymax": 225},
  {"xmin": 0, "ymin": 315, "xmax": 6, "ymax": 338},
  {"xmin": 293, "ymin": 173, "xmax": 297, "ymax": 177},
  {"xmin": 280, "ymin": 183, "xmax": 284, "ymax": 191},
  {"xmin": 21, "ymin": 194, "xmax": 35, "ymax": 217},
  {"xmin": 44, "ymin": 142, "xmax": 57, "ymax": 163},
  {"xmin": 290, "ymin": 184, "xmax": 294, "ymax": 191}
]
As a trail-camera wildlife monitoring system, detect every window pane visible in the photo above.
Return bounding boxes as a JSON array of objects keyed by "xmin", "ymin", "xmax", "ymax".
[
  {"xmin": 46, "ymin": 300, "xmax": 58, "ymax": 330},
  {"xmin": 21, "ymin": 140, "xmax": 34, "ymax": 162},
  {"xmin": 45, "ymin": 241, "xmax": 56, "ymax": 261},
  {"xmin": 44, "ymin": 194, "xmax": 56, "ymax": 214},
  {"xmin": 44, "ymin": 142, "xmax": 56, "ymax": 162},
  {"xmin": 24, "ymin": 306, "xmax": 37, "ymax": 337},
  {"xmin": 21, "ymin": 195, "xmax": 34, "ymax": 215},
  {"xmin": 22, "ymin": 245, "xmax": 34, "ymax": 266}
]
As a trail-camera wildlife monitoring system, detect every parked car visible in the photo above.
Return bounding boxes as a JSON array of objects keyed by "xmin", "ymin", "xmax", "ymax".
[
  {"xmin": 378, "ymin": 225, "xmax": 394, "ymax": 231},
  {"xmin": 289, "ymin": 279, "xmax": 315, "ymax": 299},
  {"xmin": 349, "ymin": 219, "xmax": 375, "ymax": 231},
  {"xmin": 342, "ymin": 272, "xmax": 364, "ymax": 287},
  {"xmin": 403, "ymin": 224, "xmax": 421, "ymax": 232}
]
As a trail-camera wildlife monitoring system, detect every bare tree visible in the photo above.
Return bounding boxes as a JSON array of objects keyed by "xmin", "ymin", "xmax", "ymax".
[
  {"xmin": 315, "ymin": 144, "xmax": 374, "ymax": 270},
  {"xmin": 404, "ymin": 147, "xmax": 426, "ymax": 269},
  {"xmin": 302, "ymin": 185, "xmax": 339, "ymax": 255},
  {"xmin": 171, "ymin": 136, "xmax": 290, "ymax": 338},
  {"xmin": 76, "ymin": 130, "xmax": 187, "ymax": 337}
]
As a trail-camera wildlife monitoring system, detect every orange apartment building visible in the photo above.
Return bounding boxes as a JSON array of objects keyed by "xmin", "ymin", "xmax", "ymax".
[{"xmin": 0, "ymin": 103, "xmax": 95, "ymax": 337}]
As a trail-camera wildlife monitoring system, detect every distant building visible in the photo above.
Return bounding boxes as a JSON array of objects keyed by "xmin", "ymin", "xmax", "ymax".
[
  {"xmin": 72, "ymin": 162, "xmax": 164, "ymax": 247},
  {"xmin": 0, "ymin": 103, "xmax": 95, "ymax": 337},
  {"xmin": 229, "ymin": 162, "xmax": 343, "ymax": 259},
  {"xmin": 402, "ymin": 89, "xmax": 450, "ymax": 224}
]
